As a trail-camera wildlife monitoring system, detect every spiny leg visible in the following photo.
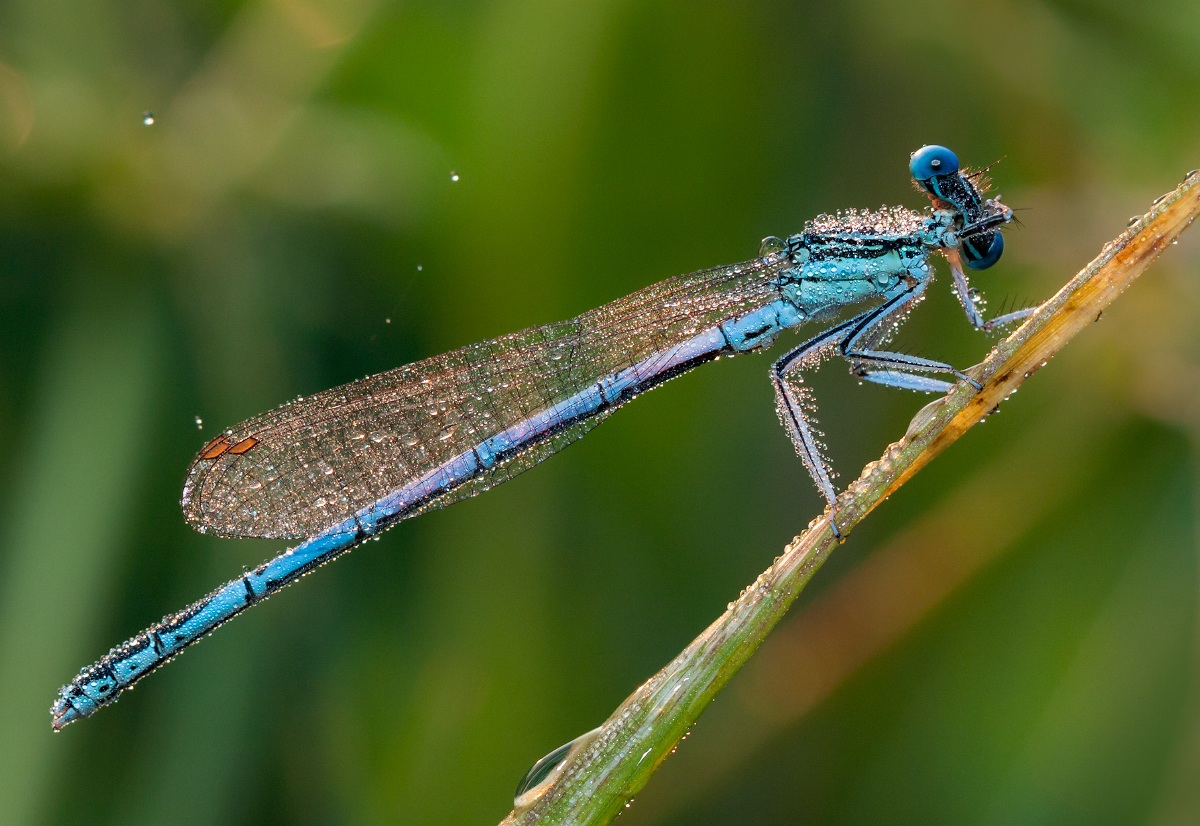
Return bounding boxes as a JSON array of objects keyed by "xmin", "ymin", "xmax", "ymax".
[
  {"xmin": 768, "ymin": 296, "xmax": 916, "ymax": 516},
  {"xmin": 841, "ymin": 281, "xmax": 983, "ymax": 391},
  {"xmin": 768, "ymin": 290, "xmax": 916, "ymax": 504},
  {"xmin": 946, "ymin": 250, "xmax": 1036, "ymax": 332},
  {"xmin": 772, "ymin": 285, "xmax": 983, "ymax": 534},
  {"xmin": 857, "ymin": 370, "xmax": 954, "ymax": 394},
  {"xmin": 772, "ymin": 324, "xmax": 855, "ymax": 506}
]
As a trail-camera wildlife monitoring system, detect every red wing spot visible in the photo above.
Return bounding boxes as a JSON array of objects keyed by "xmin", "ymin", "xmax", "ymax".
[
  {"xmin": 200, "ymin": 437, "xmax": 232, "ymax": 460},
  {"xmin": 229, "ymin": 436, "xmax": 259, "ymax": 455}
]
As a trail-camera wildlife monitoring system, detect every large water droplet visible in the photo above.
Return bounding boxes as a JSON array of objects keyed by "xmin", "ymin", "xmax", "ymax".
[
  {"xmin": 759, "ymin": 236, "xmax": 786, "ymax": 257},
  {"xmin": 514, "ymin": 727, "xmax": 603, "ymax": 806}
]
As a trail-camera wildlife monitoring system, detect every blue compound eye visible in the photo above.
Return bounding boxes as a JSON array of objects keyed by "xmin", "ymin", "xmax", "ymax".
[
  {"xmin": 963, "ymin": 231, "xmax": 1004, "ymax": 270},
  {"xmin": 910, "ymin": 145, "xmax": 960, "ymax": 181}
]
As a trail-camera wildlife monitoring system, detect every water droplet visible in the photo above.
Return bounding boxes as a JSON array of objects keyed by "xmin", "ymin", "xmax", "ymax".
[
  {"xmin": 314, "ymin": 497, "xmax": 327, "ymax": 507},
  {"xmin": 370, "ymin": 432, "xmax": 385, "ymax": 443},
  {"xmin": 142, "ymin": 111, "xmax": 155, "ymax": 126},
  {"xmin": 438, "ymin": 424, "xmax": 458, "ymax": 441},
  {"xmin": 1127, "ymin": 216, "xmax": 1140, "ymax": 227},
  {"xmin": 758, "ymin": 235, "xmax": 786, "ymax": 257},
  {"xmin": 514, "ymin": 727, "xmax": 602, "ymax": 805},
  {"xmin": 402, "ymin": 433, "xmax": 419, "ymax": 446},
  {"xmin": 194, "ymin": 416, "xmax": 203, "ymax": 429},
  {"xmin": 450, "ymin": 171, "xmax": 460, "ymax": 182},
  {"xmin": 1187, "ymin": 169, "xmax": 1199, "ymax": 180},
  {"xmin": 1153, "ymin": 193, "xmax": 1168, "ymax": 205}
]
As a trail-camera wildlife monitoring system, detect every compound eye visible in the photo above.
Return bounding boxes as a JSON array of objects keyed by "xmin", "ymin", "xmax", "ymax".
[
  {"xmin": 909, "ymin": 145, "xmax": 960, "ymax": 181},
  {"xmin": 963, "ymin": 231, "xmax": 1004, "ymax": 270}
]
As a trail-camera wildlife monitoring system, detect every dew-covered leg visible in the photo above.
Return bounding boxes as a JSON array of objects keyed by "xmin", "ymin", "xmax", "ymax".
[
  {"xmin": 772, "ymin": 282, "xmax": 982, "ymax": 517},
  {"xmin": 857, "ymin": 370, "xmax": 955, "ymax": 394},
  {"xmin": 840, "ymin": 284, "xmax": 982, "ymax": 390},
  {"xmin": 771, "ymin": 312, "xmax": 874, "ymax": 507},
  {"xmin": 947, "ymin": 252, "xmax": 1036, "ymax": 332}
]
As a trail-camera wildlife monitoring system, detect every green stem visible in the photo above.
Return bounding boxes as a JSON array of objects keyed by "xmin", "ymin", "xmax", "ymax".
[{"xmin": 500, "ymin": 172, "xmax": 1200, "ymax": 826}]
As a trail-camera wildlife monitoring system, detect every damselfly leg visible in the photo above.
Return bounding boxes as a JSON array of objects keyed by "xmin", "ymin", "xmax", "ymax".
[
  {"xmin": 772, "ymin": 280, "xmax": 981, "ymax": 523},
  {"xmin": 946, "ymin": 250, "xmax": 1037, "ymax": 333}
]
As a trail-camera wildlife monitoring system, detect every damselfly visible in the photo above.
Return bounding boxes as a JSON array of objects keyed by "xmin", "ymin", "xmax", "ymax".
[{"xmin": 52, "ymin": 145, "xmax": 1033, "ymax": 728}]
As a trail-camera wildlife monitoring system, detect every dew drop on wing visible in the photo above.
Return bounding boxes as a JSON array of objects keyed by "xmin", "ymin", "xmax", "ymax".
[{"xmin": 758, "ymin": 235, "xmax": 786, "ymax": 257}]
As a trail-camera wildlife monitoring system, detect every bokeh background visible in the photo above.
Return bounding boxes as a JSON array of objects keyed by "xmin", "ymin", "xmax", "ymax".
[{"xmin": 1, "ymin": 1, "xmax": 1199, "ymax": 824}]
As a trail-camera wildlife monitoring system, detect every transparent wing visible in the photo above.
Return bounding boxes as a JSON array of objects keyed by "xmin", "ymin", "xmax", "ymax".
[{"xmin": 182, "ymin": 257, "xmax": 789, "ymax": 539}]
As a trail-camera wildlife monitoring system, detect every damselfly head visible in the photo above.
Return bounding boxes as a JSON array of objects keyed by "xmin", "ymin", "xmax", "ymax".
[{"xmin": 911, "ymin": 145, "xmax": 1011, "ymax": 270}]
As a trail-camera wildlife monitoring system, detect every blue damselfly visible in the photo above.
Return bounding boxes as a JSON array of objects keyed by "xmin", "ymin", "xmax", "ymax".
[{"xmin": 52, "ymin": 145, "xmax": 1032, "ymax": 728}]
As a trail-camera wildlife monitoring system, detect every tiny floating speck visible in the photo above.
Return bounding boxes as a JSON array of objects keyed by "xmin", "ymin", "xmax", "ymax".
[
  {"xmin": 194, "ymin": 416, "xmax": 203, "ymax": 429},
  {"xmin": 450, "ymin": 171, "xmax": 460, "ymax": 182},
  {"xmin": 142, "ymin": 111, "xmax": 155, "ymax": 126}
]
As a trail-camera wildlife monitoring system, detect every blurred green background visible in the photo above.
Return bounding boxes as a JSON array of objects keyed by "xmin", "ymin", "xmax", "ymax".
[{"xmin": 1, "ymin": 1, "xmax": 1199, "ymax": 824}]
